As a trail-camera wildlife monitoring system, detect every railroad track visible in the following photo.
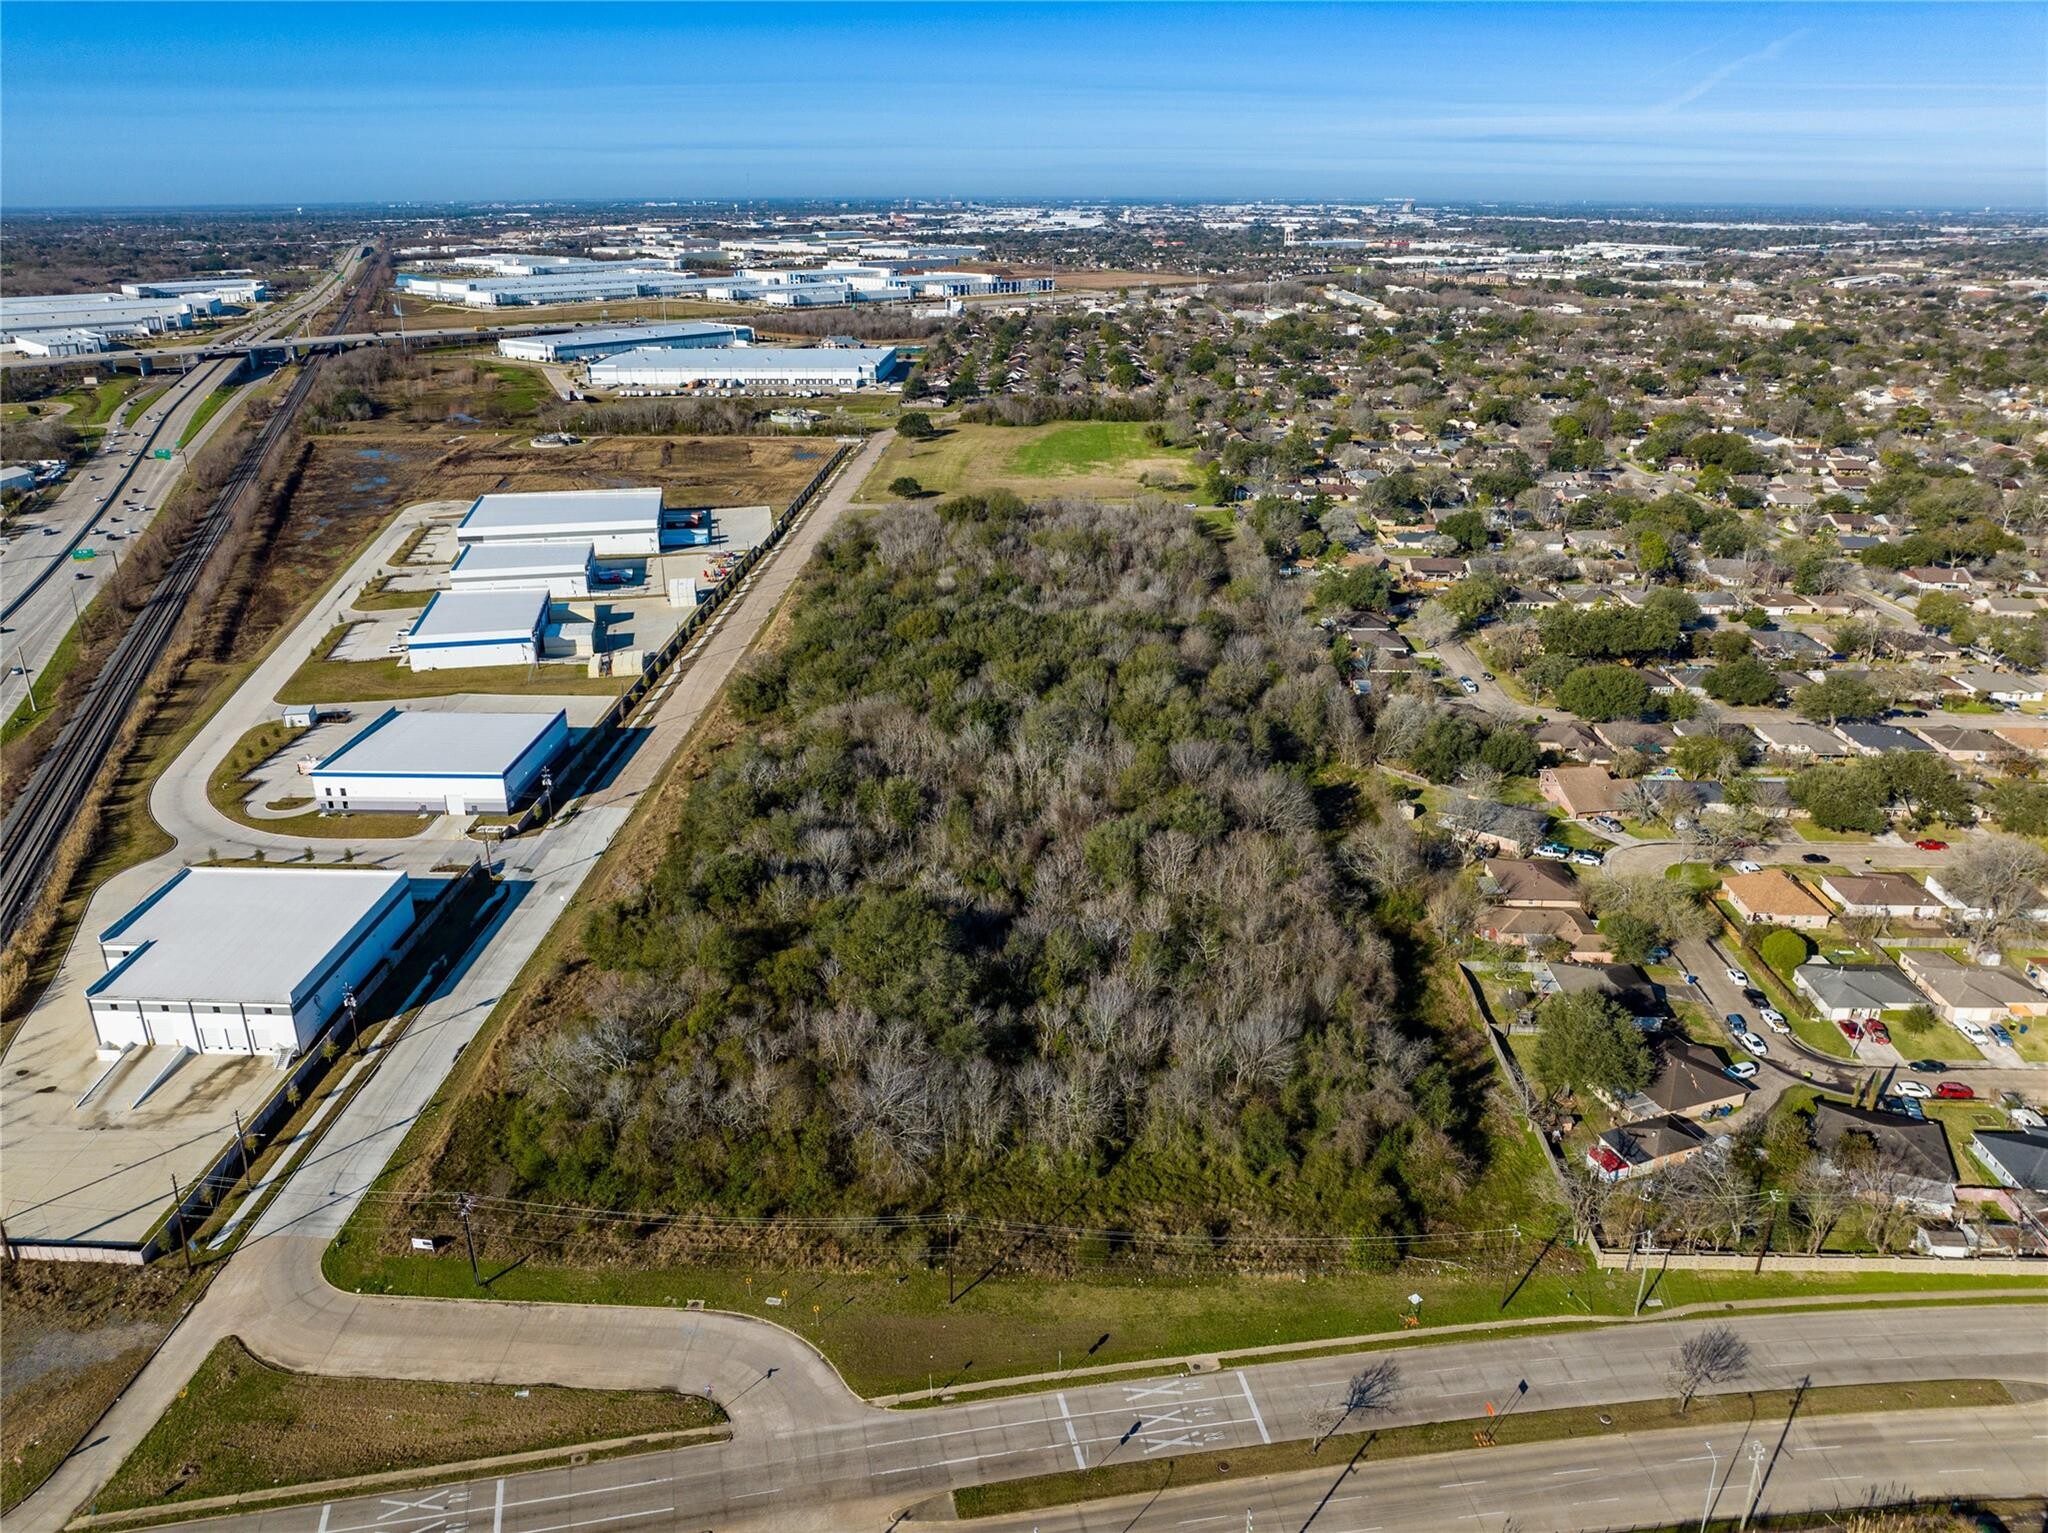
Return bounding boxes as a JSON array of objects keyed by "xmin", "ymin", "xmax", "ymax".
[{"xmin": 0, "ymin": 250, "xmax": 377, "ymax": 944}]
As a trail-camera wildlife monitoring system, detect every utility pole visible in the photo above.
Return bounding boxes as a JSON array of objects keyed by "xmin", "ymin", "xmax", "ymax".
[
  {"xmin": 1739, "ymin": 1440, "xmax": 1766, "ymax": 1530},
  {"xmin": 170, "ymin": 1173, "xmax": 192, "ymax": 1272},
  {"xmin": 456, "ymin": 1192, "xmax": 481, "ymax": 1286},
  {"xmin": 16, "ymin": 651, "xmax": 37, "ymax": 713}
]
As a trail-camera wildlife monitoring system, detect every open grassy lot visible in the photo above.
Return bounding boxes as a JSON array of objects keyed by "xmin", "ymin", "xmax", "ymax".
[
  {"xmin": 175, "ymin": 383, "xmax": 239, "ymax": 449},
  {"xmin": 97, "ymin": 1338, "xmax": 724, "ymax": 1513},
  {"xmin": 954, "ymin": 1378, "xmax": 2016, "ymax": 1519},
  {"xmin": 860, "ymin": 421, "xmax": 1192, "ymax": 502},
  {"xmin": 321, "ymin": 1220, "xmax": 2041, "ymax": 1402},
  {"xmin": 0, "ymin": 1260, "xmax": 197, "ymax": 1512}
]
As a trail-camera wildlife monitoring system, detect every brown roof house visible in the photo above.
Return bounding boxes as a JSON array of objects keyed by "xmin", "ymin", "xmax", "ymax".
[
  {"xmin": 1478, "ymin": 858, "xmax": 1580, "ymax": 908},
  {"xmin": 1897, "ymin": 952, "xmax": 2048, "ymax": 1028},
  {"xmin": 1538, "ymin": 765, "xmax": 1625, "ymax": 819},
  {"xmin": 1479, "ymin": 905, "xmax": 1614, "ymax": 963},
  {"xmin": 1586, "ymin": 1114, "xmax": 1711, "ymax": 1182},
  {"xmin": 1722, "ymin": 869, "xmax": 1831, "ymax": 931}
]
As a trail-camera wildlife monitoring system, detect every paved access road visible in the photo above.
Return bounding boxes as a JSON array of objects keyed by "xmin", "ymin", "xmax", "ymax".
[
  {"xmin": 127, "ymin": 1303, "xmax": 2048, "ymax": 1533},
  {"xmin": 961, "ymin": 1402, "xmax": 2048, "ymax": 1533}
]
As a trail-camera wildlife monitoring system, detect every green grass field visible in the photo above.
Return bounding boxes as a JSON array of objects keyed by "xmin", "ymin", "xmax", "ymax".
[
  {"xmin": 97, "ymin": 1338, "xmax": 722, "ymax": 1513},
  {"xmin": 176, "ymin": 383, "xmax": 239, "ymax": 449},
  {"xmin": 276, "ymin": 626, "xmax": 626, "ymax": 704},
  {"xmin": 860, "ymin": 421, "xmax": 1192, "ymax": 502}
]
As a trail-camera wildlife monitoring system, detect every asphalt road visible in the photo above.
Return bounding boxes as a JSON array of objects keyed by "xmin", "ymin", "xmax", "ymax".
[
  {"xmin": 957, "ymin": 1401, "xmax": 2048, "ymax": 1533},
  {"xmin": 134, "ymin": 1304, "xmax": 2048, "ymax": 1533}
]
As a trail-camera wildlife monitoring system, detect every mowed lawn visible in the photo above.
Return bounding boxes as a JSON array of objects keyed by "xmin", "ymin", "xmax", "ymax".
[{"xmin": 862, "ymin": 421, "xmax": 1192, "ymax": 502}]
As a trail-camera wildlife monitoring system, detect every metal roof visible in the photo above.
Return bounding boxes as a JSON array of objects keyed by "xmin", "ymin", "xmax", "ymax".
[
  {"xmin": 408, "ymin": 588, "xmax": 550, "ymax": 646},
  {"xmin": 90, "ymin": 867, "xmax": 409, "ymax": 1006},
  {"xmin": 458, "ymin": 488, "xmax": 663, "ymax": 537},
  {"xmin": 450, "ymin": 540, "xmax": 595, "ymax": 577},
  {"xmin": 313, "ymin": 707, "xmax": 567, "ymax": 781}
]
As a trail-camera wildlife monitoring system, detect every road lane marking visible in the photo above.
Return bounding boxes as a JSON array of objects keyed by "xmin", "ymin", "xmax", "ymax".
[
  {"xmin": 1237, "ymin": 1371, "xmax": 1272, "ymax": 1445},
  {"xmin": 1907, "ymin": 1438, "xmax": 1956, "ymax": 1444},
  {"xmin": 320, "ymin": 1506, "xmax": 332, "ymax": 1533},
  {"xmin": 1439, "ymin": 1479, "xmax": 1489, "ymax": 1488},
  {"xmin": 1550, "ymin": 1467, "xmax": 1601, "ymax": 1477},
  {"xmin": 492, "ymin": 1480, "xmax": 503, "ymax": 1533},
  {"xmin": 1122, "ymin": 1380, "xmax": 1197, "ymax": 1403},
  {"xmin": 520, "ymin": 1509, "xmax": 668, "ymax": 1533},
  {"xmin": 1057, "ymin": 1392, "xmax": 1088, "ymax": 1470},
  {"xmin": 732, "ymin": 1488, "xmax": 782, "ymax": 1499}
]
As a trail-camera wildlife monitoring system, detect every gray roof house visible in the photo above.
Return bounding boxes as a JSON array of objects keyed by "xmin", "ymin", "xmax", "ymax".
[
  {"xmin": 1793, "ymin": 962, "xmax": 1925, "ymax": 1021},
  {"xmin": 1973, "ymin": 1129, "xmax": 2048, "ymax": 1193}
]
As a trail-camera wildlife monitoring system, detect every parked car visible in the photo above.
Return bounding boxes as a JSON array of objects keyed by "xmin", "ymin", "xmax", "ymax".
[
  {"xmin": 1742, "ymin": 987, "xmax": 1768, "ymax": 1006},
  {"xmin": 1734, "ymin": 1029, "xmax": 1770, "ymax": 1056},
  {"xmin": 1838, "ymin": 1019, "xmax": 1865, "ymax": 1041},
  {"xmin": 1991, "ymin": 1023, "xmax": 2016, "ymax": 1048},
  {"xmin": 1725, "ymin": 1061, "xmax": 1759, "ymax": 1081},
  {"xmin": 1908, "ymin": 1058, "xmax": 1945, "ymax": 1073},
  {"xmin": 1457, "ymin": 676, "xmax": 1479, "ymax": 695},
  {"xmin": 1884, "ymin": 1095, "xmax": 1927, "ymax": 1121},
  {"xmin": 1724, "ymin": 1012, "xmax": 1747, "ymax": 1031},
  {"xmin": 1958, "ymin": 1020, "xmax": 1993, "ymax": 1046},
  {"xmin": 1801, "ymin": 852, "xmax": 1828, "ymax": 864},
  {"xmin": 1734, "ymin": 859, "xmax": 1763, "ymax": 874},
  {"xmin": 1569, "ymin": 849, "xmax": 1603, "ymax": 867},
  {"xmin": 1890, "ymin": 1079, "xmax": 1932, "ymax": 1099},
  {"xmin": 1725, "ymin": 966, "xmax": 1750, "ymax": 986},
  {"xmin": 1934, "ymin": 1081, "xmax": 1976, "ymax": 1100},
  {"xmin": 1760, "ymin": 1007, "xmax": 1789, "ymax": 1033},
  {"xmin": 1915, "ymin": 839, "xmax": 1948, "ymax": 851},
  {"xmin": 1681, "ymin": 973, "xmax": 1699, "ymax": 988},
  {"xmin": 1533, "ymin": 843, "xmax": 1571, "ymax": 861}
]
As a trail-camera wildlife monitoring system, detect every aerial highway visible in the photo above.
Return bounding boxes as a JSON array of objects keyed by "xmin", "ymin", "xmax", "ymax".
[{"xmin": 0, "ymin": 249, "xmax": 370, "ymax": 943}]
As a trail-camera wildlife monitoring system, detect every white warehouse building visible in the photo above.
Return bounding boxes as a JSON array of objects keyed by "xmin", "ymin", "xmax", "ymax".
[
  {"xmin": 404, "ymin": 588, "xmax": 551, "ymax": 672},
  {"xmin": 497, "ymin": 320, "xmax": 753, "ymax": 364},
  {"xmin": 456, "ymin": 487, "xmax": 665, "ymax": 558},
  {"xmin": 87, "ymin": 867, "xmax": 415, "ymax": 1056},
  {"xmin": 591, "ymin": 345, "xmax": 898, "ymax": 392},
  {"xmin": 309, "ymin": 707, "xmax": 570, "ymax": 816},
  {"xmin": 449, "ymin": 539, "xmax": 597, "ymax": 597}
]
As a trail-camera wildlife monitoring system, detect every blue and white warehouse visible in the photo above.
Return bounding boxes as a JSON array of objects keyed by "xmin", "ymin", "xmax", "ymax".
[
  {"xmin": 310, "ymin": 706, "xmax": 570, "ymax": 815},
  {"xmin": 404, "ymin": 588, "xmax": 551, "ymax": 672}
]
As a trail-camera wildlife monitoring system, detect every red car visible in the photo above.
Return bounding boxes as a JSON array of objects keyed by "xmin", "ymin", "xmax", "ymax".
[
  {"xmin": 1933, "ymin": 1081, "xmax": 1975, "ymax": 1101},
  {"xmin": 1837, "ymin": 1019, "xmax": 1865, "ymax": 1041},
  {"xmin": 1864, "ymin": 1021, "xmax": 1891, "ymax": 1046},
  {"xmin": 1915, "ymin": 839, "xmax": 1948, "ymax": 851}
]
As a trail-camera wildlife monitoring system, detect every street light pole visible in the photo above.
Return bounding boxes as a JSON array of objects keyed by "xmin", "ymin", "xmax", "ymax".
[
  {"xmin": 1739, "ymin": 1440, "xmax": 1766, "ymax": 1530},
  {"xmin": 456, "ymin": 1192, "xmax": 481, "ymax": 1287},
  {"xmin": 1699, "ymin": 1441, "xmax": 1719, "ymax": 1533}
]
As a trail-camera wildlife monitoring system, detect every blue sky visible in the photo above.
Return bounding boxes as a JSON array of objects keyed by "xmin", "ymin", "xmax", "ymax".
[{"xmin": 3, "ymin": 2, "xmax": 2042, "ymax": 209}]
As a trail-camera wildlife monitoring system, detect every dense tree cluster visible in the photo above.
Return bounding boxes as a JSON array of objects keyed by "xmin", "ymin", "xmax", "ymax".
[{"xmin": 465, "ymin": 493, "xmax": 1497, "ymax": 1244}]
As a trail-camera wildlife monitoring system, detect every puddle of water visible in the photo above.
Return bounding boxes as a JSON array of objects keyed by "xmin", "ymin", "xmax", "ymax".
[
  {"xmin": 355, "ymin": 447, "xmax": 392, "ymax": 461},
  {"xmin": 794, "ymin": 449, "xmax": 822, "ymax": 460}
]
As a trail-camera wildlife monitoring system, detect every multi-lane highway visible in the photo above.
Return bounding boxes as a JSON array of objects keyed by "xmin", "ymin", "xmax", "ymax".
[{"xmin": 124, "ymin": 1299, "xmax": 2048, "ymax": 1533}]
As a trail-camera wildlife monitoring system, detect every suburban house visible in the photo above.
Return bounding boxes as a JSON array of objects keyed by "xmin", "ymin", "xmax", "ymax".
[
  {"xmin": 1479, "ymin": 858, "xmax": 1580, "ymax": 908},
  {"xmin": 1897, "ymin": 952, "xmax": 2048, "ymax": 1027},
  {"xmin": 1722, "ymin": 869, "xmax": 1832, "ymax": 930},
  {"xmin": 1622, "ymin": 1037, "xmax": 1749, "ymax": 1122},
  {"xmin": 1972, "ymin": 1129, "xmax": 2048, "ymax": 1194},
  {"xmin": 1813, "ymin": 1101, "xmax": 1958, "ymax": 1215},
  {"xmin": 1793, "ymin": 962, "xmax": 1926, "ymax": 1021},
  {"xmin": 1542, "ymin": 961, "xmax": 1666, "ymax": 1023},
  {"xmin": 1440, "ymin": 801, "xmax": 1554, "ymax": 857},
  {"xmin": 1479, "ymin": 905, "xmax": 1613, "ymax": 962},
  {"xmin": 1538, "ymin": 765, "xmax": 1625, "ymax": 819},
  {"xmin": 1911, "ymin": 724, "xmax": 2006, "ymax": 765},
  {"xmin": 1534, "ymin": 721, "xmax": 1607, "ymax": 764},
  {"xmin": 1835, "ymin": 722, "xmax": 1934, "ymax": 756},
  {"xmin": 1751, "ymin": 721, "xmax": 1850, "ymax": 759},
  {"xmin": 1900, "ymin": 566, "xmax": 1974, "ymax": 592},
  {"xmin": 1586, "ymin": 1114, "xmax": 1710, "ymax": 1182},
  {"xmin": 1817, "ymin": 873, "xmax": 1946, "ymax": 923},
  {"xmin": 1953, "ymin": 668, "xmax": 2048, "ymax": 705},
  {"xmin": 1925, "ymin": 875, "xmax": 2048, "ymax": 925}
]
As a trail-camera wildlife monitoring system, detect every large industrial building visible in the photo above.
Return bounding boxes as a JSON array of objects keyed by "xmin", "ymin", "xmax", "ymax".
[
  {"xmin": 448, "ymin": 539, "xmax": 597, "ymax": 596},
  {"xmin": 456, "ymin": 487, "xmax": 665, "ymax": 557},
  {"xmin": 0, "ymin": 293, "xmax": 209, "ymax": 346},
  {"xmin": 121, "ymin": 277, "xmax": 268, "ymax": 304},
  {"xmin": 86, "ymin": 867, "xmax": 415, "ymax": 1056},
  {"xmin": 591, "ymin": 345, "xmax": 899, "ymax": 392},
  {"xmin": 403, "ymin": 588, "xmax": 552, "ymax": 672},
  {"xmin": 497, "ymin": 320, "xmax": 754, "ymax": 364},
  {"xmin": 399, "ymin": 256, "xmax": 1050, "ymax": 311},
  {"xmin": 310, "ymin": 707, "xmax": 570, "ymax": 816}
]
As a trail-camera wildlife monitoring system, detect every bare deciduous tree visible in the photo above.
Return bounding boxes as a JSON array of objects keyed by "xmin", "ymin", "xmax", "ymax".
[{"xmin": 1667, "ymin": 1325, "xmax": 1750, "ymax": 1412}]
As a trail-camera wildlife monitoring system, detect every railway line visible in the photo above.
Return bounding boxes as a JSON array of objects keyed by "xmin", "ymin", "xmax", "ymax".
[{"xmin": 0, "ymin": 249, "xmax": 377, "ymax": 944}]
